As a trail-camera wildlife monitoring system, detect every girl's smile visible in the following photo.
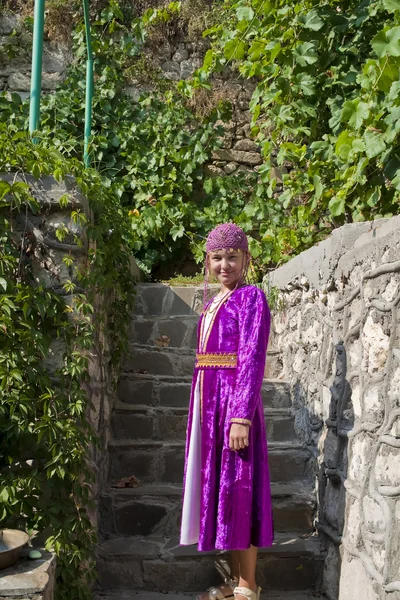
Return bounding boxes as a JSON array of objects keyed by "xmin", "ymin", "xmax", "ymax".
[{"xmin": 208, "ymin": 249, "xmax": 244, "ymax": 290}]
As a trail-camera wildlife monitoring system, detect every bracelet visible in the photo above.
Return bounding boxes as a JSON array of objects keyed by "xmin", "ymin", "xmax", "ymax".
[{"xmin": 230, "ymin": 418, "xmax": 252, "ymax": 427}]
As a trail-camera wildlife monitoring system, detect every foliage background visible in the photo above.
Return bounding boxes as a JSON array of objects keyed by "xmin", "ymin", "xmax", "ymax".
[
  {"xmin": 1, "ymin": 0, "xmax": 400, "ymax": 597},
  {"xmin": 0, "ymin": 125, "xmax": 135, "ymax": 599}
]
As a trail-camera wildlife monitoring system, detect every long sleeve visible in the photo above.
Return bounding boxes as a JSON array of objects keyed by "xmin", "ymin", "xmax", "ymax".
[{"xmin": 228, "ymin": 287, "xmax": 271, "ymax": 425}]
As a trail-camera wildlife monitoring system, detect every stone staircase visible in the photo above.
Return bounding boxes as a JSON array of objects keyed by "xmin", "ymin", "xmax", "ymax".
[{"xmin": 96, "ymin": 284, "xmax": 324, "ymax": 598}]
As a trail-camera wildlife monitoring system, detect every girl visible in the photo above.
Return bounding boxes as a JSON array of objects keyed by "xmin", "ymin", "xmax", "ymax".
[{"xmin": 180, "ymin": 223, "xmax": 273, "ymax": 600}]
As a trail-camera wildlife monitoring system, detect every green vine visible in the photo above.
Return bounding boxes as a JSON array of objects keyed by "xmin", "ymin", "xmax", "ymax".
[
  {"xmin": 3, "ymin": 1, "xmax": 400, "ymax": 596},
  {"xmin": 0, "ymin": 124, "xmax": 135, "ymax": 600},
  {"xmin": 182, "ymin": 0, "xmax": 400, "ymax": 264}
]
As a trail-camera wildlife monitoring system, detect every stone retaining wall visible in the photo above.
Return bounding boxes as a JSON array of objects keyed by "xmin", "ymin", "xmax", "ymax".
[
  {"xmin": 266, "ymin": 216, "xmax": 400, "ymax": 600},
  {"xmin": 0, "ymin": 173, "xmax": 118, "ymax": 597},
  {"xmin": 0, "ymin": 15, "xmax": 69, "ymax": 101}
]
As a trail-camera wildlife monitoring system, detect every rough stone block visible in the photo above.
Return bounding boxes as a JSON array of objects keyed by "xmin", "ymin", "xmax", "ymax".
[
  {"xmin": 109, "ymin": 450, "xmax": 155, "ymax": 484},
  {"xmin": 187, "ymin": 323, "xmax": 198, "ymax": 349},
  {"xmin": 142, "ymin": 558, "xmax": 217, "ymax": 592},
  {"xmin": 130, "ymin": 320, "xmax": 155, "ymax": 345},
  {"xmin": 159, "ymin": 383, "xmax": 191, "ymax": 407},
  {"xmin": 163, "ymin": 71, "xmax": 180, "ymax": 81},
  {"xmin": 234, "ymin": 139, "xmax": 260, "ymax": 152},
  {"xmin": 42, "ymin": 43, "xmax": 70, "ymax": 72},
  {"xmin": 8, "ymin": 71, "xmax": 30, "ymax": 91},
  {"xmin": 137, "ymin": 285, "xmax": 170, "ymax": 316},
  {"xmin": 155, "ymin": 319, "xmax": 190, "ymax": 348},
  {"xmin": 113, "ymin": 501, "xmax": 168, "ymax": 536},
  {"xmin": 224, "ymin": 161, "xmax": 238, "ymax": 174},
  {"xmin": 265, "ymin": 352, "xmax": 283, "ymax": 379},
  {"xmin": 0, "ymin": 15, "xmax": 19, "ymax": 35},
  {"xmin": 161, "ymin": 448, "xmax": 185, "ymax": 483},
  {"xmin": 172, "ymin": 48, "xmax": 188, "ymax": 62},
  {"xmin": 165, "ymin": 288, "xmax": 196, "ymax": 316},
  {"xmin": 268, "ymin": 449, "xmax": 311, "ymax": 483},
  {"xmin": 112, "ymin": 412, "xmax": 154, "ymax": 440},
  {"xmin": 173, "ymin": 353, "xmax": 196, "ymax": 377},
  {"xmin": 262, "ymin": 383, "xmax": 291, "ymax": 408},
  {"xmin": 124, "ymin": 349, "xmax": 175, "ymax": 376},
  {"xmin": 118, "ymin": 378, "xmax": 155, "ymax": 405},
  {"xmin": 267, "ymin": 416, "xmax": 296, "ymax": 442},
  {"xmin": 161, "ymin": 60, "xmax": 180, "ymax": 74},
  {"xmin": 180, "ymin": 58, "xmax": 202, "ymax": 79},
  {"xmin": 212, "ymin": 149, "xmax": 262, "ymax": 165},
  {"xmin": 42, "ymin": 72, "xmax": 63, "ymax": 90},
  {"xmin": 96, "ymin": 557, "xmax": 143, "ymax": 590},
  {"xmin": 158, "ymin": 413, "xmax": 188, "ymax": 441}
]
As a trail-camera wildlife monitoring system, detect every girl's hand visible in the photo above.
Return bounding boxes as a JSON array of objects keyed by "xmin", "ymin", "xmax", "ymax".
[{"xmin": 229, "ymin": 423, "xmax": 250, "ymax": 451}]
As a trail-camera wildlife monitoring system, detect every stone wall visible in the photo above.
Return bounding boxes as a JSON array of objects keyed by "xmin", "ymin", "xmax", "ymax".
[
  {"xmin": 266, "ymin": 216, "xmax": 400, "ymax": 600},
  {"xmin": 0, "ymin": 15, "xmax": 69, "ymax": 101},
  {"xmin": 0, "ymin": 173, "xmax": 118, "ymax": 596},
  {"xmin": 126, "ymin": 33, "xmax": 264, "ymax": 177}
]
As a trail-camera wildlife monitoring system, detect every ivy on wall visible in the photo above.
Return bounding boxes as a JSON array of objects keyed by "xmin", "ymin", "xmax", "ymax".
[
  {"xmin": 4, "ymin": 0, "xmax": 400, "ymax": 276},
  {"xmin": 184, "ymin": 0, "xmax": 400, "ymax": 263},
  {"xmin": 0, "ymin": 124, "xmax": 135, "ymax": 600},
  {"xmin": 1, "ymin": 1, "xmax": 263, "ymax": 274},
  {"xmin": 2, "ymin": 0, "xmax": 400, "ymax": 597}
]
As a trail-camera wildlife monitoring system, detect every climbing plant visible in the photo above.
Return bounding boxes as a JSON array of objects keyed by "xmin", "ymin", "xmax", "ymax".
[
  {"xmin": 0, "ymin": 124, "xmax": 135, "ymax": 600},
  {"xmin": 3, "ymin": 0, "xmax": 400, "ymax": 272},
  {"xmin": 183, "ymin": 0, "xmax": 400, "ymax": 263},
  {"xmin": 0, "ymin": 1, "xmax": 259, "ymax": 274}
]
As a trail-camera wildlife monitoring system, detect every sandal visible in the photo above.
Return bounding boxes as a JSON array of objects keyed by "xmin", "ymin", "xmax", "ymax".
[
  {"xmin": 196, "ymin": 578, "xmax": 238, "ymax": 600},
  {"xmin": 233, "ymin": 586, "xmax": 262, "ymax": 600}
]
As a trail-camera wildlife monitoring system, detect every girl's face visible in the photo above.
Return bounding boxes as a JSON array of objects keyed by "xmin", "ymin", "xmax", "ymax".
[{"xmin": 208, "ymin": 248, "xmax": 244, "ymax": 289}]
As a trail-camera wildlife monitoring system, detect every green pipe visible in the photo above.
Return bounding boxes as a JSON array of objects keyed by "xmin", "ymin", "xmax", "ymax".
[
  {"xmin": 83, "ymin": 0, "xmax": 93, "ymax": 168},
  {"xmin": 29, "ymin": 0, "xmax": 46, "ymax": 139}
]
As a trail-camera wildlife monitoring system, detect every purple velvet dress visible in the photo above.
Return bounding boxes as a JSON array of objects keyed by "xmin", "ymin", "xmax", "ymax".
[{"xmin": 180, "ymin": 285, "xmax": 274, "ymax": 552}]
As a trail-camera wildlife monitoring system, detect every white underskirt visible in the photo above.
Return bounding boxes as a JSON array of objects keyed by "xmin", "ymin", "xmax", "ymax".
[
  {"xmin": 180, "ymin": 374, "xmax": 201, "ymax": 545},
  {"xmin": 180, "ymin": 308, "xmax": 214, "ymax": 545}
]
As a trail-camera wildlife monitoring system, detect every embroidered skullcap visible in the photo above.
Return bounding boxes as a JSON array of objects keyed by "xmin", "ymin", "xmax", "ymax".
[{"xmin": 205, "ymin": 222, "xmax": 249, "ymax": 253}]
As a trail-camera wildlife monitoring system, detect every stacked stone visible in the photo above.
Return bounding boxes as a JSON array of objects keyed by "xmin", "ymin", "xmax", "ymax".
[
  {"xmin": 96, "ymin": 283, "xmax": 324, "ymax": 596},
  {"xmin": 0, "ymin": 12, "xmax": 284, "ymax": 181},
  {"xmin": 0, "ymin": 15, "xmax": 69, "ymax": 100},
  {"xmin": 267, "ymin": 216, "xmax": 400, "ymax": 600}
]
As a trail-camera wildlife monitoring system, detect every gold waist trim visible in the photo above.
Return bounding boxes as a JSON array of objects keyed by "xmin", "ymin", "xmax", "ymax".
[{"xmin": 196, "ymin": 352, "xmax": 238, "ymax": 369}]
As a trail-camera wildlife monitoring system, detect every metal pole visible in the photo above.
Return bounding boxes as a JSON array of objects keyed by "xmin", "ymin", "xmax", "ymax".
[
  {"xmin": 82, "ymin": 0, "xmax": 93, "ymax": 168},
  {"xmin": 29, "ymin": 0, "xmax": 46, "ymax": 139}
]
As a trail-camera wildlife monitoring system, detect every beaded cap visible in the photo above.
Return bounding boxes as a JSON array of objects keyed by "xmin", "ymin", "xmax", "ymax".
[
  {"xmin": 203, "ymin": 223, "xmax": 251, "ymax": 309},
  {"xmin": 206, "ymin": 223, "xmax": 249, "ymax": 253}
]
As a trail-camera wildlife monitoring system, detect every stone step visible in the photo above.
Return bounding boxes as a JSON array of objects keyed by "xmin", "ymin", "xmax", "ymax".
[
  {"xmin": 117, "ymin": 374, "xmax": 291, "ymax": 410},
  {"xmin": 95, "ymin": 590, "xmax": 320, "ymax": 599},
  {"xmin": 123, "ymin": 344, "xmax": 279, "ymax": 378},
  {"xmin": 123, "ymin": 344, "xmax": 196, "ymax": 377},
  {"xmin": 97, "ymin": 534, "xmax": 324, "ymax": 593},
  {"xmin": 108, "ymin": 440, "xmax": 313, "ymax": 486},
  {"xmin": 130, "ymin": 315, "xmax": 199, "ymax": 350},
  {"xmin": 111, "ymin": 404, "xmax": 296, "ymax": 443},
  {"xmin": 134, "ymin": 284, "xmax": 218, "ymax": 317},
  {"xmin": 130, "ymin": 316, "xmax": 283, "ymax": 360},
  {"xmin": 100, "ymin": 483, "xmax": 316, "ymax": 539}
]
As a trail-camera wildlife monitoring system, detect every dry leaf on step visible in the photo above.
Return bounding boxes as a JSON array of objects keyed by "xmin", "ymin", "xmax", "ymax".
[
  {"xmin": 155, "ymin": 335, "xmax": 171, "ymax": 347},
  {"xmin": 112, "ymin": 475, "xmax": 141, "ymax": 488}
]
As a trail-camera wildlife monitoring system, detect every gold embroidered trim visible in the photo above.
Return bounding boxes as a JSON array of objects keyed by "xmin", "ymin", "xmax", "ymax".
[
  {"xmin": 230, "ymin": 418, "xmax": 252, "ymax": 427},
  {"xmin": 196, "ymin": 352, "xmax": 238, "ymax": 368},
  {"xmin": 200, "ymin": 369, "xmax": 205, "ymax": 426}
]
